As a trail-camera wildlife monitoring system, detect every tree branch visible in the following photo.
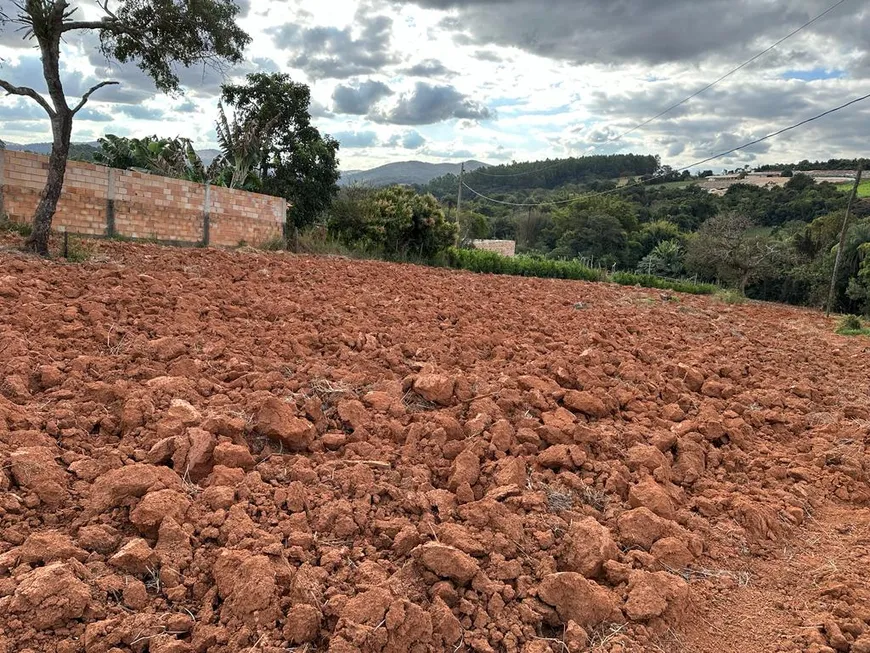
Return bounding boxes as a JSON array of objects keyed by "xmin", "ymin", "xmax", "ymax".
[
  {"xmin": 0, "ymin": 78, "xmax": 56, "ymax": 117},
  {"xmin": 71, "ymin": 80, "xmax": 119, "ymax": 114},
  {"xmin": 62, "ymin": 19, "xmax": 114, "ymax": 31},
  {"xmin": 62, "ymin": 1, "xmax": 121, "ymax": 32}
]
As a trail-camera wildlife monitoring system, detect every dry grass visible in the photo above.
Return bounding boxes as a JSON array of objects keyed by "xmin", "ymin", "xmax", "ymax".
[
  {"xmin": 648, "ymin": 627, "xmax": 689, "ymax": 653},
  {"xmin": 181, "ymin": 466, "xmax": 201, "ymax": 497},
  {"xmin": 401, "ymin": 389, "xmax": 438, "ymax": 413},
  {"xmin": 105, "ymin": 324, "xmax": 130, "ymax": 356},
  {"xmin": 544, "ymin": 485, "xmax": 575, "ymax": 512},
  {"xmin": 531, "ymin": 634, "xmax": 569, "ymax": 652},
  {"xmin": 666, "ymin": 565, "xmax": 752, "ymax": 587},
  {"xmin": 536, "ymin": 481, "xmax": 608, "ymax": 513},
  {"xmin": 283, "ymin": 378, "xmax": 359, "ymax": 420},
  {"xmin": 588, "ymin": 623, "xmax": 628, "ymax": 650},
  {"xmin": 227, "ymin": 408, "xmax": 255, "ymax": 431},
  {"xmin": 144, "ymin": 565, "xmax": 162, "ymax": 593},
  {"xmin": 581, "ymin": 485, "xmax": 607, "ymax": 511},
  {"xmin": 310, "ymin": 378, "xmax": 354, "ymax": 400}
]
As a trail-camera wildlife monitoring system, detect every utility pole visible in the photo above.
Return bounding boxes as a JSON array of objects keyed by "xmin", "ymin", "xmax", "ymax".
[
  {"xmin": 826, "ymin": 160, "xmax": 864, "ymax": 317},
  {"xmin": 456, "ymin": 163, "xmax": 464, "ymax": 226}
]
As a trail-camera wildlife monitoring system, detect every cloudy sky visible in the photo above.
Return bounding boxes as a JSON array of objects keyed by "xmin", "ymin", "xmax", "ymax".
[{"xmin": 0, "ymin": 0, "xmax": 868, "ymax": 172}]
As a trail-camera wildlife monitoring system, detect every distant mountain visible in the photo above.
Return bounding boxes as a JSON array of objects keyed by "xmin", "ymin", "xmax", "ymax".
[
  {"xmin": 198, "ymin": 149, "xmax": 221, "ymax": 165},
  {"xmin": 3, "ymin": 141, "xmax": 224, "ymax": 166},
  {"xmin": 3, "ymin": 140, "xmax": 101, "ymax": 162},
  {"xmin": 338, "ymin": 160, "xmax": 490, "ymax": 187},
  {"xmin": 3, "ymin": 141, "xmax": 70, "ymax": 154}
]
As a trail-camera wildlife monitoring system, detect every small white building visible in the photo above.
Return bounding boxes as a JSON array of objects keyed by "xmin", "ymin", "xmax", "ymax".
[{"xmin": 472, "ymin": 240, "xmax": 516, "ymax": 257}]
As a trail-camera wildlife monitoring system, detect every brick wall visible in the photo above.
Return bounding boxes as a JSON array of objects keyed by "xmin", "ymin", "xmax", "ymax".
[
  {"xmin": 0, "ymin": 149, "xmax": 285, "ymax": 246},
  {"xmin": 472, "ymin": 239, "xmax": 516, "ymax": 257}
]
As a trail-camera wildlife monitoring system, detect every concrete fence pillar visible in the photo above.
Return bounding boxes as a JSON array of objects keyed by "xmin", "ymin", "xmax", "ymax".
[
  {"xmin": 106, "ymin": 167, "xmax": 117, "ymax": 237},
  {"xmin": 0, "ymin": 148, "xmax": 6, "ymax": 219},
  {"xmin": 202, "ymin": 183, "xmax": 211, "ymax": 246}
]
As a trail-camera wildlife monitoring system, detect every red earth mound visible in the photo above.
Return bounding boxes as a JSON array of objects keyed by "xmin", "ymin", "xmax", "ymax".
[{"xmin": 1, "ymin": 239, "xmax": 869, "ymax": 652}]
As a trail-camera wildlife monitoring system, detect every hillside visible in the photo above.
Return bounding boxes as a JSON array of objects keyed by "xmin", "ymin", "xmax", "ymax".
[
  {"xmin": 2, "ymin": 141, "xmax": 222, "ymax": 165},
  {"xmin": 2, "ymin": 141, "xmax": 68, "ymax": 154},
  {"xmin": 338, "ymin": 159, "xmax": 489, "ymax": 187},
  {"xmin": 2, "ymin": 140, "xmax": 99, "ymax": 162},
  {"xmin": 1, "ymin": 237, "xmax": 868, "ymax": 653},
  {"xmin": 421, "ymin": 153, "xmax": 661, "ymax": 199}
]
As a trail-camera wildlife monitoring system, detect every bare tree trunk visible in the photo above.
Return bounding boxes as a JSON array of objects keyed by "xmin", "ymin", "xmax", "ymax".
[
  {"xmin": 25, "ymin": 110, "xmax": 72, "ymax": 255},
  {"xmin": 21, "ymin": 1, "xmax": 71, "ymax": 256}
]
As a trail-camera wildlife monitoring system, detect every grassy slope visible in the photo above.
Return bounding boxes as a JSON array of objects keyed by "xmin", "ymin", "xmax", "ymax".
[{"xmin": 837, "ymin": 180, "xmax": 870, "ymax": 198}]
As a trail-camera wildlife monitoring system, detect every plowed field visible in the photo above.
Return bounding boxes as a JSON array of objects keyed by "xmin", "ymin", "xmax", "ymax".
[{"xmin": 1, "ymin": 240, "xmax": 869, "ymax": 653}]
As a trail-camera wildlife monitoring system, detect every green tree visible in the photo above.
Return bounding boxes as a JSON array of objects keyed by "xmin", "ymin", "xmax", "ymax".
[
  {"xmin": 686, "ymin": 212, "xmax": 786, "ymax": 292},
  {"xmin": 489, "ymin": 215, "xmax": 516, "ymax": 240},
  {"xmin": 329, "ymin": 186, "xmax": 456, "ymax": 258},
  {"xmin": 221, "ymin": 73, "xmax": 340, "ymax": 229},
  {"xmin": 846, "ymin": 242, "xmax": 870, "ymax": 314},
  {"xmin": 514, "ymin": 210, "xmax": 552, "ymax": 252},
  {"xmin": 325, "ymin": 185, "xmax": 378, "ymax": 249},
  {"xmin": 565, "ymin": 195, "xmax": 638, "ymax": 232},
  {"xmin": 785, "ymin": 173, "xmax": 816, "ymax": 192},
  {"xmin": 459, "ymin": 211, "xmax": 490, "ymax": 244},
  {"xmin": 0, "ymin": 0, "xmax": 250, "ymax": 255},
  {"xmin": 549, "ymin": 195, "xmax": 637, "ymax": 266},
  {"xmin": 550, "ymin": 213, "xmax": 628, "ymax": 268}
]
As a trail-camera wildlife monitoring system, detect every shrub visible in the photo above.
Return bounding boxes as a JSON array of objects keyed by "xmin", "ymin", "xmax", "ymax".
[
  {"xmin": 328, "ymin": 185, "xmax": 457, "ymax": 258},
  {"xmin": 445, "ymin": 248, "xmax": 721, "ymax": 294},
  {"xmin": 836, "ymin": 314, "xmax": 868, "ymax": 335},
  {"xmin": 446, "ymin": 247, "xmax": 604, "ymax": 281},
  {"xmin": 609, "ymin": 271, "xmax": 717, "ymax": 295},
  {"xmin": 716, "ymin": 289, "xmax": 747, "ymax": 304},
  {"xmin": 258, "ymin": 235, "xmax": 286, "ymax": 251},
  {"xmin": 636, "ymin": 239, "xmax": 685, "ymax": 277},
  {"xmin": 0, "ymin": 214, "xmax": 33, "ymax": 237},
  {"xmin": 63, "ymin": 236, "xmax": 96, "ymax": 263},
  {"xmin": 295, "ymin": 225, "xmax": 362, "ymax": 257}
]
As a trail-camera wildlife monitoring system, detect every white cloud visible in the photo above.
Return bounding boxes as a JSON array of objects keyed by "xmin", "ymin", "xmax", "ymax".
[{"xmin": 1, "ymin": 0, "xmax": 868, "ymax": 171}]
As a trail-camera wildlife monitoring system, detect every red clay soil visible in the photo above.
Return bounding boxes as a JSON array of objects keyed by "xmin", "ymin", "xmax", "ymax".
[{"xmin": 1, "ymin": 238, "xmax": 869, "ymax": 653}]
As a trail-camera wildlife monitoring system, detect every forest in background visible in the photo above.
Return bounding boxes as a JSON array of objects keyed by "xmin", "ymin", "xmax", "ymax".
[{"xmin": 402, "ymin": 155, "xmax": 869, "ymax": 313}]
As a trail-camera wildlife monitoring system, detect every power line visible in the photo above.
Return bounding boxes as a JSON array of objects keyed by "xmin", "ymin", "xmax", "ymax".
[
  {"xmin": 461, "ymin": 90, "xmax": 870, "ymax": 208},
  {"xmin": 461, "ymin": 184, "xmax": 570, "ymax": 206},
  {"xmin": 467, "ymin": 0, "xmax": 849, "ymax": 180},
  {"xmin": 673, "ymin": 91, "xmax": 870, "ymax": 172},
  {"xmin": 608, "ymin": 0, "xmax": 850, "ymax": 142}
]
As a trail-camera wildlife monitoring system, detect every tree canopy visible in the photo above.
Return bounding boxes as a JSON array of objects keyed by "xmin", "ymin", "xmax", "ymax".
[
  {"xmin": 421, "ymin": 154, "xmax": 659, "ymax": 199},
  {"xmin": 221, "ymin": 73, "xmax": 340, "ymax": 229}
]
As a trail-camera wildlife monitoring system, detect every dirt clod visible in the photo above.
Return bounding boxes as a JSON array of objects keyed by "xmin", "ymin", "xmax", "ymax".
[
  {"xmin": 255, "ymin": 396, "xmax": 315, "ymax": 451},
  {"xmin": 8, "ymin": 563, "xmax": 90, "ymax": 630},
  {"xmin": 538, "ymin": 572, "xmax": 623, "ymax": 628},
  {"xmin": 415, "ymin": 542, "xmax": 481, "ymax": 584}
]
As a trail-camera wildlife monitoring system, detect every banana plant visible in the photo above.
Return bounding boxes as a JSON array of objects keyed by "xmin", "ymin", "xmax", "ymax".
[{"xmin": 214, "ymin": 102, "xmax": 271, "ymax": 190}]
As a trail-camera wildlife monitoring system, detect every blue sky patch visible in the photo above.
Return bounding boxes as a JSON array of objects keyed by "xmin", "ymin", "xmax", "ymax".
[{"xmin": 782, "ymin": 68, "xmax": 845, "ymax": 81}]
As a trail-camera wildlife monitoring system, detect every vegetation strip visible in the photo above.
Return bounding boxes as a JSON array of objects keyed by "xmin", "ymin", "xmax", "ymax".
[{"xmin": 445, "ymin": 247, "xmax": 717, "ymax": 295}]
